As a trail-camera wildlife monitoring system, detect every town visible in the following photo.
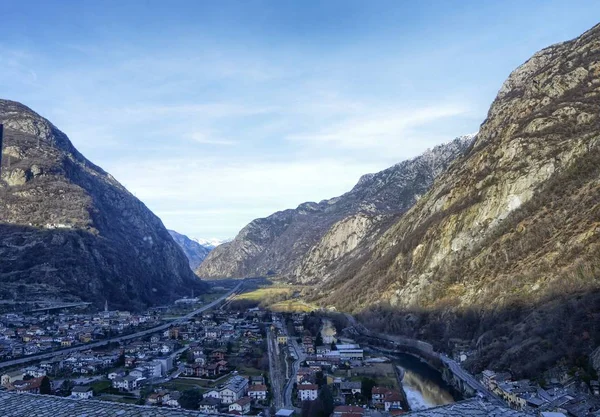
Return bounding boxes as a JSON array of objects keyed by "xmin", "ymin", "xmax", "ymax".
[{"xmin": 0, "ymin": 281, "xmax": 598, "ymax": 417}]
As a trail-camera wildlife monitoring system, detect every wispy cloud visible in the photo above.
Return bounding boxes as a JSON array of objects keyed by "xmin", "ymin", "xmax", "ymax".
[
  {"xmin": 103, "ymin": 156, "xmax": 383, "ymax": 238},
  {"xmin": 0, "ymin": 24, "xmax": 481, "ymax": 239},
  {"xmin": 287, "ymin": 103, "xmax": 470, "ymax": 150},
  {"xmin": 188, "ymin": 131, "xmax": 237, "ymax": 146}
]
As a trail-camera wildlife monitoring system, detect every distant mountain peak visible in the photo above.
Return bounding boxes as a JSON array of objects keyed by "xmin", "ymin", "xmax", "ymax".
[
  {"xmin": 192, "ymin": 237, "xmax": 231, "ymax": 249},
  {"xmin": 196, "ymin": 134, "xmax": 474, "ymax": 279}
]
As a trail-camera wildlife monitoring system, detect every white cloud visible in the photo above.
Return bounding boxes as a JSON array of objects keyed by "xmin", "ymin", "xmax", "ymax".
[
  {"xmin": 104, "ymin": 156, "xmax": 383, "ymax": 238},
  {"xmin": 287, "ymin": 103, "xmax": 469, "ymax": 150},
  {"xmin": 1, "ymin": 39, "xmax": 481, "ymax": 239}
]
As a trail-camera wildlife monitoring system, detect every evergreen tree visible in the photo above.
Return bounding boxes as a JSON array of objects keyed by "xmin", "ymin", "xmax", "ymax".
[
  {"xmin": 179, "ymin": 388, "xmax": 202, "ymax": 410},
  {"xmin": 315, "ymin": 332, "xmax": 323, "ymax": 347},
  {"xmin": 361, "ymin": 377, "xmax": 376, "ymax": 401},
  {"xmin": 40, "ymin": 376, "xmax": 52, "ymax": 395}
]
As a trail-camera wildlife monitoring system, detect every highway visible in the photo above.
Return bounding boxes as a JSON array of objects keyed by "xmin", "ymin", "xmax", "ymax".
[{"xmin": 0, "ymin": 282, "xmax": 243, "ymax": 370}]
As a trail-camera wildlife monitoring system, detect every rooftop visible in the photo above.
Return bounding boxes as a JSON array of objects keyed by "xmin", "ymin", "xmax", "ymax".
[
  {"xmin": 404, "ymin": 399, "xmax": 532, "ymax": 416},
  {"xmin": 0, "ymin": 392, "xmax": 234, "ymax": 416}
]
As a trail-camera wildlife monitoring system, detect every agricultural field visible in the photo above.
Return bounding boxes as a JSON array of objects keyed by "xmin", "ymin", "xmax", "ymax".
[
  {"xmin": 269, "ymin": 300, "xmax": 315, "ymax": 312},
  {"xmin": 162, "ymin": 375, "xmax": 229, "ymax": 392},
  {"xmin": 234, "ymin": 286, "xmax": 297, "ymax": 301}
]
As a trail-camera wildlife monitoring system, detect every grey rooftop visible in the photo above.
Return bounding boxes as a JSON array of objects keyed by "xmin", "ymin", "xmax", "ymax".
[
  {"xmin": 0, "ymin": 393, "xmax": 531, "ymax": 417},
  {"xmin": 405, "ymin": 399, "xmax": 533, "ymax": 416},
  {"xmin": 0, "ymin": 392, "xmax": 228, "ymax": 417}
]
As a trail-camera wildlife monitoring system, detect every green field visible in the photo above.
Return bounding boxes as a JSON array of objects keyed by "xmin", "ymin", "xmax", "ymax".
[
  {"xmin": 162, "ymin": 375, "xmax": 231, "ymax": 392},
  {"xmin": 237, "ymin": 364, "xmax": 266, "ymax": 376},
  {"xmin": 91, "ymin": 380, "xmax": 112, "ymax": 394},
  {"xmin": 269, "ymin": 300, "xmax": 316, "ymax": 312},
  {"xmin": 235, "ymin": 286, "xmax": 297, "ymax": 301}
]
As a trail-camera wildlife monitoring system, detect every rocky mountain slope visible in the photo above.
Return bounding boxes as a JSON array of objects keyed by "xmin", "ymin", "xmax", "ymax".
[
  {"xmin": 313, "ymin": 23, "xmax": 600, "ymax": 377},
  {"xmin": 168, "ymin": 230, "xmax": 213, "ymax": 270},
  {"xmin": 196, "ymin": 135, "xmax": 474, "ymax": 279},
  {"xmin": 0, "ymin": 100, "xmax": 206, "ymax": 310}
]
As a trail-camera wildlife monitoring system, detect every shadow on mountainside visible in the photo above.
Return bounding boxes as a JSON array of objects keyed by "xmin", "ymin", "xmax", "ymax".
[
  {"xmin": 0, "ymin": 223, "xmax": 207, "ymax": 311},
  {"xmin": 356, "ymin": 286, "xmax": 600, "ymax": 381}
]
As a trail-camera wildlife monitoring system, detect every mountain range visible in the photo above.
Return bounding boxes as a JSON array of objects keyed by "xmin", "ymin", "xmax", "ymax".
[
  {"xmin": 168, "ymin": 230, "xmax": 218, "ymax": 270},
  {"xmin": 197, "ymin": 23, "xmax": 600, "ymax": 377},
  {"xmin": 196, "ymin": 134, "xmax": 475, "ymax": 280},
  {"xmin": 0, "ymin": 100, "xmax": 206, "ymax": 311}
]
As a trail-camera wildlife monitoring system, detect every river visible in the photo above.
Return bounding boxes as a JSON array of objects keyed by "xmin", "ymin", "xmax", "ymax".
[{"xmin": 393, "ymin": 353, "xmax": 457, "ymax": 411}]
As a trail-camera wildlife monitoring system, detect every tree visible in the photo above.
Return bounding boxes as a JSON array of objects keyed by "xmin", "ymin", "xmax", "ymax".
[
  {"xmin": 312, "ymin": 386, "xmax": 334, "ymax": 417},
  {"xmin": 115, "ymin": 353, "xmax": 125, "ymax": 367},
  {"xmin": 40, "ymin": 376, "xmax": 52, "ymax": 395},
  {"xmin": 226, "ymin": 341, "xmax": 234, "ymax": 354},
  {"xmin": 330, "ymin": 341, "xmax": 337, "ymax": 351},
  {"xmin": 61, "ymin": 379, "xmax": 74, "ymax": 394},
  {"xmin": 179, "ymin": 388, "xmax": 202, "ymax": 410},
  {"xmin": 315, "ymin": 371, "xmax": 326, "ymax": 388},
  {"xmin": 315, "ymin": 332, "xmax": 323, "ymax": 347},
  {"xmin": 361, "ymin": 377, "xmax": 376, "ymax": 401},
  {"xmin": 301, "ymin": 400, "xmax": 312, "ymax": 417}
]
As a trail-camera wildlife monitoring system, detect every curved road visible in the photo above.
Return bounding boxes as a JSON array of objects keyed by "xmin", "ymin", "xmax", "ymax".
[{"xmin": 0, "ymin": 282, "xmax": 243, "ymax": 370}]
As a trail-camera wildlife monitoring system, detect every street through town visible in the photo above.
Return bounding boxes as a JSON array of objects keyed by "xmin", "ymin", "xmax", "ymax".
[{"xmin": 0, "ymin": 282, "xmax": 243, "ymax": 370}]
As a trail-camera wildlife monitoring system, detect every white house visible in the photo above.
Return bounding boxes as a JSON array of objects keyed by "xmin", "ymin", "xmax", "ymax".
[
  {"xmin": 108, "ymin": 371, "xmax": 125, "ymax": 380},
  {"xmin": 71, "ymin": 386, "xmax": 94, "ymax": 399},
  {"xmin": 24, "ymin": 366, "xmax": 47, "ymax": 378},
  {"xmin": 112, "ymin": 375, "xmax": 138, "ymax": 391},
  {"xmin": 229, "ymin": 397, "xmax": 252, "ymax": 415},
  {"xmin": 145, "ymin": 361, "xmax": 163, "ymax": 378},
  {"xmin": 248, "ymin": 384, "xmax": 268, "ymax": 401},
  {"xmin": 220, "ymin": 375, "xmax": 249, "ymax": 404},
  {"xmin": 384, "ymin": 391, "xmax": 403, "ymax": 411},
  {"xmin": 205, "ymin": 389, "xmax": 221, "ymax": 400},
  {"xmin": 156, "ymin": 357, "xmax": 173, "ymax": 375},
  {"xmin": 298, "ymin": 383, "xmax": 318, "ymax": 401},
  {"xmin": 199, "ymin": 397, "xmax": 221, "ymax": 414},
  {"xmin": 1, "ymin": 370, "xmax": 24, "ymax": 386},
  {"xmin": 128, "ymin": 368, "xmax": 146, "ymax": 379}
]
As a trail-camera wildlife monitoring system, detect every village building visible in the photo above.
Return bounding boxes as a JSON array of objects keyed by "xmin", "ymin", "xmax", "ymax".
[
  {"xmin": 248, "ymin": 384, "xmax": 268, "ymax": 401},
  {"xmin": 229, "ymin": 396, "xmax": 252, "ymax": 415},
  {"xmin": 298, "ymin": 383, "xmax": 318, "ymax": 401},
  {"xmin": 71, "ymin": 386, "xmax": 94, "ymax": 399}
]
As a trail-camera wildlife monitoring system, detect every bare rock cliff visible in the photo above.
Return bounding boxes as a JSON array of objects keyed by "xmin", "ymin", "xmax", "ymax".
[
  {"xmin": 196, "ymin": 136, "xmax": 474, "ymax": 280},
  {"xmin": 313, "ymin": 23, "xmax": 600, "ymax": 377}
]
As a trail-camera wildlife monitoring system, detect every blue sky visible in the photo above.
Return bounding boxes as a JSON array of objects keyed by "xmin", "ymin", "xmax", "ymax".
[{"xmin": 1, "ymin": 1, "xmax": 599, "ymax": 239}]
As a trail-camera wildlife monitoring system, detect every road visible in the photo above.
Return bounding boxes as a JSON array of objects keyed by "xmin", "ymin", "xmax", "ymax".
[
  {"xmin": 438, "ymin": 354, "xmax": 504, "ymax": 406},
  {"xmin": 283, "ymin": 335, "xmax": 305, "ymax": 408},
  {"xmin": 0, "ymin": 282, "xmax": 243, "ymax": 370}
]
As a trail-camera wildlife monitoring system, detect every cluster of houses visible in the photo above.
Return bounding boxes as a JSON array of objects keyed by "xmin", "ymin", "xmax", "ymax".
[
  {"xmin": 0, "ymin": 300, "xmax": 271, "ymax": 412},
  {"xmin": 279, "ymin": 314, "xmax": 405, "ymax": 416},
  {"xmin": 200, "ymin": 375, "xmax": 269, "ymax": 414},
  {"xmin": 482, "ymin": 369, "xmax": 600, "ymax": 416},
  {"xmin": 0, "ymin": 307, "xmax": 161, "ymax": 360},
  {"xmin": 1, "ymin": 374, "xmax": 46, "ymax": 394}
]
